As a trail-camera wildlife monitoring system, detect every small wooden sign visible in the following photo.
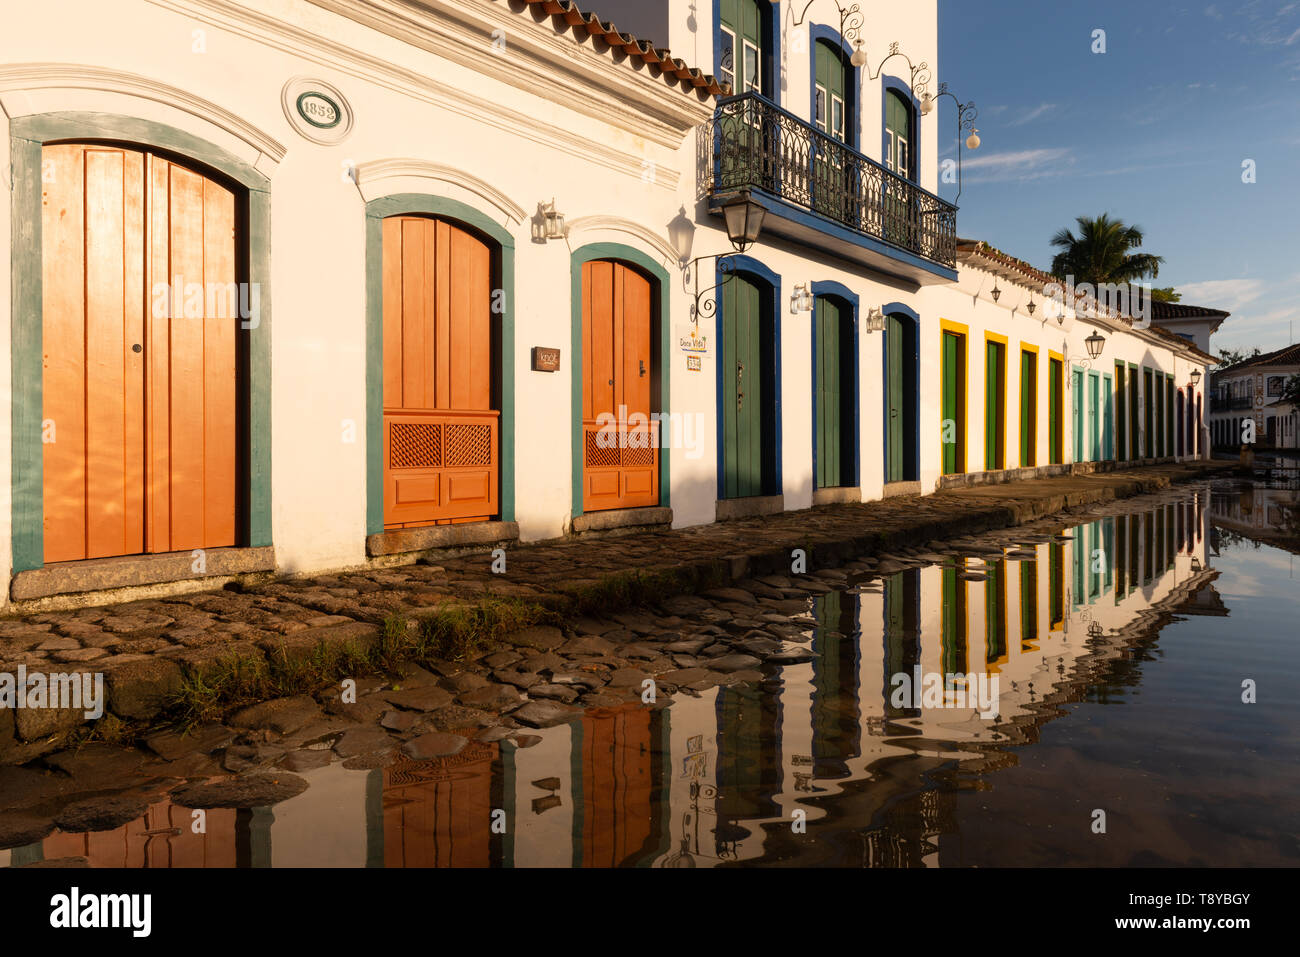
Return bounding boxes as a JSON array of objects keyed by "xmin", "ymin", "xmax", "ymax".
[
  {"xmin": 532, "ymin": 347, "xmax": 561, "ymax": 372},
  {"xmin": 686, "ymin": 355, "xmax": 702, "ymax": 372}
]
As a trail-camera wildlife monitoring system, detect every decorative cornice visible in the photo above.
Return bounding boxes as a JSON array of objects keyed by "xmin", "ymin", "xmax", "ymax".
[
  {"xmin": 564, "ymin": 215, "xmax": 681, "ymax": 266},
  {"xmin": 355, "ymin": 158, "xmax": 528, "ymax": 223},
  {"xmin": 143, "ymin": 0, "xmax": 689, "ymax": 187},
  {"xmin": 0, "ymin": 62, "xmax": 287, "ymax": 164}
]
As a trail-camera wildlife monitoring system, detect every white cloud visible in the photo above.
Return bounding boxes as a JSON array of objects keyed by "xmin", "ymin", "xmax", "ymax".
[
  {"xmin": 1007, "ymin": 103, "xmax": 1058, "ymax": 126},
  {"xmin": 961, "ymin": 148, "xmax": 1076, "ymax": 185},
  {"xmin": 1177, "ymin": 278, "xmax": 1269, "ymax": 310}
]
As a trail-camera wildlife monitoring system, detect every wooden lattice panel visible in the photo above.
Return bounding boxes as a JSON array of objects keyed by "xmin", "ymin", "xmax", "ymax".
[
  {"xmin": 445, "ymin": 424, "xmax": 493, "ymax": 468},
  {"xmin": 389, "ymin": 423, "xmax": 442, "ymax": 469}
]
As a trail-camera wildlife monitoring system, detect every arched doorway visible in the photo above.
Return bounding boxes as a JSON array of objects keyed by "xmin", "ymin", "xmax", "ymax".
[
  {"xmin": 812, "ymin": 288, "xmax": 858, "ymax": 490},
  {"xmin": 719, "ymin": 266, "xmax": 780, "ymax": 500},
  {"xmin": 380, "ymin": 215, "xmax": 499, "ymax": 527},
  {"xmin": 41, "ymin": 142, "xmax": 240, "ymax": 562},
  {"xmin": 883, "ymin": 306, "xmax": 919, "ymax": 484},
  {"xmin": 580, "ymin": 259, "xmax": 659, "ymax": 512}
]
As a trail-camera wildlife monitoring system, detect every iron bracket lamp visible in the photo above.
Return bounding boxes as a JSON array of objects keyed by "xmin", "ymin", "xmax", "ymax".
[
  {"xmin": 920, "ymin": 83, "xmax": 980, "ymax": 202},
  {"xmin": 791, "ymin": 1, "xmax": 868, "ymax": 65},
  {"xmin": 1070, "ymin": 331, "xmax": 1108, "ymax": 382},
  {"xmin": 683, "ymin": 190, "xmax": 767, "ymax": 327},
  {"xmin": 1189, "ymin": 368, "xmax": 1203, "ymax": 388}
]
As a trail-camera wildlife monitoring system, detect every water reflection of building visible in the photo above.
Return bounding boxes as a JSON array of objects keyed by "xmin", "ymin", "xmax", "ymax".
[
  {"xmin": 1209, "ymin": 484, "xmax": 1300, "ymax": 555},
  {"xmin": 8, "ymin": 496, "xmax": 1222, "ymax": 869}
]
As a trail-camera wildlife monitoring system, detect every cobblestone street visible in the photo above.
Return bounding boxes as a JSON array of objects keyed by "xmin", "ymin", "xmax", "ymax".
[{"xmin": 0, "ymin": 462, "xmax": 1227, "ymax": 770}]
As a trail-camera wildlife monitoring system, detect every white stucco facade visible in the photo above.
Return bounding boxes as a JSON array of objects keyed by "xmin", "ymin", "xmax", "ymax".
[{"xmin": 0, "ymin": 0, "xmax": 1216, "ymax": 607}]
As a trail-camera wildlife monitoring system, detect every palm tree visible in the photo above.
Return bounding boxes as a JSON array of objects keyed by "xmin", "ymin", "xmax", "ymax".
[{"xmin": 1049, "ymin": 214, "xmax": 1164, "ymax": 286}]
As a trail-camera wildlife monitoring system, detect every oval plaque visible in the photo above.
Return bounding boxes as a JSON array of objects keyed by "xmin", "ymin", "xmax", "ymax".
[
  {"xmin": 296, "ymin": 91, "xmax": 342, "ymax": 129},
  {"xmin": 281, "ymin": 77, "xmax": 354, "ymax": 145}
]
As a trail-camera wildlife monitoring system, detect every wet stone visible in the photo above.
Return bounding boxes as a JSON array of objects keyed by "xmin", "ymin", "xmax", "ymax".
[
  {"xmin": 144, "ymin": 724, "xmax": 236, "ymax": 761},
  {"xmin": 493, "ymin": 670, "xmax": 542, "ymax": 690},
  {"xmin": 482, "ymin": 651, "xmax": 523, "ymax": 669},
  {"xmin": 230, "ymin": 695, "xmax": 323, "ymax": 735},
  {"xmin": 384, "ymin": 686, "xmax": 454, "ymax": 712},
  {"xmin": 510, "ymin": 734, "xmax": 542, "ymax": 748},
  {"xmin": 511, "ymin": 700, "xmax": 581, "ymax": 728},
  {"xmin": 278, "ymin": 749, "xmax": 334, "ymax": 772},
  {"xmin": 457, "ymin": 682, "xmax": 522, "ymax": 711},
  {"xmin": 708, "ymin": 654, "xmax": 762, "ymax": 673},
  {"xmin": 54, "ymin": 795, "xmax": 149, "ymax": 833},
  {"xmin": 380, "ymin": 710, "xmax": 418, "ymax": 732},
  {"xmin": 663, "ymin": 639, "xmax": 709, "ymax": 655},
  {"xmin": 508, "ymin": 626, "xmax": 565, "ymax": 651},
  {"xmin": 0, "ymin": 814, "xmax": 55, "ymax": 850},
  {"xmin": 342, "ymin": 752, "xmax": 396, "ymax": 771},
  {"xmin": 439, "ymin": 672, "xmax": 489, "ymax": 694},
  {"xmin": 171, "ymin": 773, "xmax": 310, "ymax": 809},
  {"xmin": 528, "ymin": 684, "xmax": 580, "ymax": 704},
  {"xmin": 223, "ymin": 744, "xmax": 286, "ymax": 773},
  {"xmin": 333, "ymin": 728, "xmax": 395, "ymax": 759},
  {"xmin": 402, "ymin": 732, "xmax": 468, "ymax": 760},
  {"xmin": 605, "ymin": 668, "xmax": 650, "ymax": 688},
  {"xmin": 558, "ymin": 634, "xmax": 616, "ymax": 657},
  {"xmin": 35, "ymin": 636, "xmax": 81, "ymax": 652}
]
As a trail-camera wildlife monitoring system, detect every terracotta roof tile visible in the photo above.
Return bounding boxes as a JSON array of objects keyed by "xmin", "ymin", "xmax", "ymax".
[{"xmin": 513, "ymin": 0, "xmax": 730, "ymax": 97}]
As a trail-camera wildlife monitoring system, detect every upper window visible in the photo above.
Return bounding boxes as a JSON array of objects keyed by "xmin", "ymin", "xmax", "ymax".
[
  {"xmin": 885, "ymin": 89, "xmax": 913, "ymax": 179},
  {"xmin": 720, "ymin": 0, "xmax": 765, "ymax": 96},
  {"xmin": 814, "ymin": 39, "xmax": 849, "ymax": 142}
]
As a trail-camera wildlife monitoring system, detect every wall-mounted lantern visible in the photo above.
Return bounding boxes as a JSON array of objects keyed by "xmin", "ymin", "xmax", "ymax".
[
  {"xmin": 791, "ymin": 283, "xmax": 814, "ymax": 314},
  {"xmin": 864, "ymin": 306, "xmax": 886, "ymax": 333},
  {"xmin": 539, "ymin": 199, "xmax": 566, "ymax": 240}
]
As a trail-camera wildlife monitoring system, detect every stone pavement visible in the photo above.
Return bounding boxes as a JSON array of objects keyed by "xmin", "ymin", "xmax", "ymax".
[{"xmin": 0, "ymin": 461, "xmax": 1229, "ymax": 764}]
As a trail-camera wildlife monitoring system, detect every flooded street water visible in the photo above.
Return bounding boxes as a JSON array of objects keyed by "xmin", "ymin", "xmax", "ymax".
[{"xmin": 5, "ymin": 481, "xmax": 1298, "ymax": 868}]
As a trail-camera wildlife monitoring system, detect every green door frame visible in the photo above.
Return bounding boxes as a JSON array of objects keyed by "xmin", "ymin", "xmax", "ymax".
[
  {"xmin": 1071, "ymin": 367, "xmax": 1085, "ymax": 462},
  {"xmin": 364, "ymin": 194, "xmax": 516, "ymax": 534},
  {"xmin": 1102, "ymin": 372, "xmax": 1114, "ymax": 460},
  {"xmin": 569, "ymin": 243, "xmax": 671, "ymax": 519},
  {"xmin": 9, "ymin": 112, "xmax": 273, "ymax": 572}
]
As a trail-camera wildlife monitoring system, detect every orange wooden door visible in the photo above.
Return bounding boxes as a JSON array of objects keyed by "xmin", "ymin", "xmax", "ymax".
[
  {"xmin": 582, "ymin": 260, "xmax": 658, "ymax": 512},
  {"xmin": 41, "ymin": 144, "xmax": 236, "ymax": 564},
  {"xmin": 382, "ymin": 216, "xmax": 497, "ymax": 528}
]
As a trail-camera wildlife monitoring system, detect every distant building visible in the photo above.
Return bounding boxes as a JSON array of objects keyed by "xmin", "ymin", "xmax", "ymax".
[
  {"xmin": 1209, "ymin": 344, "xmax": 1300, "ymax": 450},
  {"xmin": 1147, "ymin": 300, "xmax": 1229, "ymax": 356}
]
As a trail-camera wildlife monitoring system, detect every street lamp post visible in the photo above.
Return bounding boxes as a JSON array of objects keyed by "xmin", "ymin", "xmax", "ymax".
[{"xmin": 674, "ymin": 190, "xmax": 768, "ymax": 327}]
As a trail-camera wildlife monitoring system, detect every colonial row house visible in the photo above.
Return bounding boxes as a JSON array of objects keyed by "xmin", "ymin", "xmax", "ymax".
[
  {"xmin": 0, "ymin": 0, "xmax": 1217, "ymax": 610},
  {"xmin": 1209, "ymin": 344, "xmax": 1300, "ymax": 451}
]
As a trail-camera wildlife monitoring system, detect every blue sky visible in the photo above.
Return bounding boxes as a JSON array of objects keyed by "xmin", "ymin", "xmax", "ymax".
[{"xmin": 938, "ymin": 0, "xmax": 1300, "ymax": 353}]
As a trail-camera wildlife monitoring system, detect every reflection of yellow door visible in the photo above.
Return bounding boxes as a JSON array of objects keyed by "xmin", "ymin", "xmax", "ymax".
[
  {"xmin": 42, "ymin": 143, "xmax": 237, "ymax": 563},
  {"xmin": 381, "ymin": 216, "xmax": 498, "ymax": 528},
  {"xmin": 581, "ymin": 260, "xmax": 658, "ymax": 512}
]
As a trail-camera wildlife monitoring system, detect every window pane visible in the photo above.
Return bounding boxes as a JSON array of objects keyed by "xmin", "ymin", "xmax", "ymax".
[
  {"xmin": 815, "ymin": 86, "xmax": 826, "ymax": 130},
  {"xmin": 832, "ymin": 95, "xmax": 844, "ymax": 140},
  {"xmin": 744, "ymin": 42, "xmax": 760, "ymax": 93},
  {"xmin": 720, "ymin": 29, "xmax": 735, "ymax": 87}
]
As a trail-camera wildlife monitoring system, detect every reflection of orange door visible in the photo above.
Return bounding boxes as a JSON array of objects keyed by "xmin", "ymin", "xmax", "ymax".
[
  {"xmin": 581, "ymin": 260, "xmax": 658, "ymax": 512},
  {"xmin": 41, "ymin": 144, "xmax": 237, "ymax": 564},
  {"xmin": 580, "ymin": 704, "xmax": 656, "ymax": 866},
  {"xmin": 382, "ymin": 216, "xmax": 498, "ymax": 528}
]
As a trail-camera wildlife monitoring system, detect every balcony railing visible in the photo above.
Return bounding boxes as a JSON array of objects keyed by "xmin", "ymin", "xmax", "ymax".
[{"xmin": 702, "ymin": 92, "xmax": 958, "ymax": 271}]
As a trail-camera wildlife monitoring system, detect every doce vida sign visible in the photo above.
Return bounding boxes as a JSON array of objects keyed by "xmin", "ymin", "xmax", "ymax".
[{"xmin": 531, "ymin": 347, "xmax": 561, "ymax": 372}]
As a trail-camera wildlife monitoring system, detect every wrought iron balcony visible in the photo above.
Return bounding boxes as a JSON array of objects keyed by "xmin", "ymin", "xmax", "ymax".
[{"xmin": 700, "ymin": 92, "xmax": 958, "ymax": 278}]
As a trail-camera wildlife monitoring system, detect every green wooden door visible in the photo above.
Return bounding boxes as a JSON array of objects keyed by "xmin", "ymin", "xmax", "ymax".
[
  {"xmin": 1019, "ymin": 350, "xmax": 1036, "ymax": 467},
  {"xmin": 722, "ymin": 273, "xmax": 764, "ymax": 499},
  {"xmin": 1072, "ymin": 368, "xmax": 1085, "ymax": 462},
  {"xmin": 942, "ymin": 331, "xmax": 961, "ymax": 475},
  {"xmin": 1114, "ymin": 363, "xmax": 1126, "ymax": 460},
  {"xmin": 887, "ymin": 314, "xmax": 906, "ymax": 482},
  {"xmin": 1048, "ymin": 357, "xmax": 1062, "ymax": 464},
  {"xmin": 1128, "ymin": 367, "xmax": 1139, "ymax": 460},
  {"xmin": 1143, "ymin": 368, "xmax": 1153, "ymax": 457},
  {"xmin": 1088, "ymin": 371, "xmax": 1100, "ymax": 461},
  {"xmin": 815, "ymin": 297, "xmax": 843, "ymax": 489},
  {"xmin": 985, "ymin": 341, "xmax": 1005, "ymax": 470},
  {"xmin": 1103, "ymin": 373, "xmax": 1114, "ymax": 460}
]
